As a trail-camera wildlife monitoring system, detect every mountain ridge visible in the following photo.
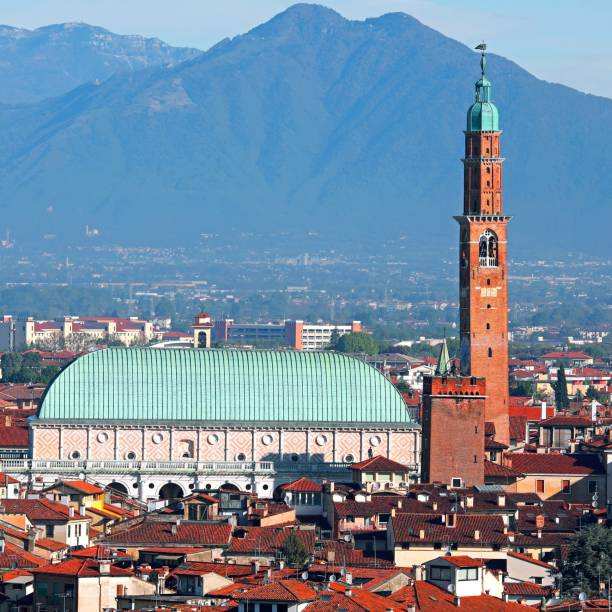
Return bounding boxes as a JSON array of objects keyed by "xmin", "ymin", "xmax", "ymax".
[
  {"xmin": 0, "ymin": 21, "xmax": 201, "ymax": 104},
  {"xmin": 0, "ymin": 4, "xmax": 611, "ymax": 255}
]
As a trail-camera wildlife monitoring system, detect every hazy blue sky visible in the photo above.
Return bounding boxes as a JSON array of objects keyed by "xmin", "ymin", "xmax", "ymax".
[{"xmin": 4, "ymin": 0, "xmax": 611, "ymax": 98}]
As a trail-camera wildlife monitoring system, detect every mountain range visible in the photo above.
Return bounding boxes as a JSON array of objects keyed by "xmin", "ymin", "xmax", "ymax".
[
  {"xmin": 0, "ymin": 4, "xmax": 611, "ymax": 254},
  {"xmin": 0, "ymin": 23, "xmax": 200, "ymax": 104}
]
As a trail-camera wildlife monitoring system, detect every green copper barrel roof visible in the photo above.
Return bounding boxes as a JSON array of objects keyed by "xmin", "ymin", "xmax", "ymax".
[{"xmin": 37, "ymin": 348, "xmax": 415, "ymax": 425}]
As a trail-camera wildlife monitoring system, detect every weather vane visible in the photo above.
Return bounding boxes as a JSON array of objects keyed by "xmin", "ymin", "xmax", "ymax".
[{"xmin": 475, "ymin": 42, "xmax": 487, "ymax": 77}]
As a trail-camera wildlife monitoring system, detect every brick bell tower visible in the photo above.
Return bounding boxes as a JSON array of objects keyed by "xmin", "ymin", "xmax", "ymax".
[{"xmin": 456, "ymin": 45, "xmax": 510, "ymax": 444}]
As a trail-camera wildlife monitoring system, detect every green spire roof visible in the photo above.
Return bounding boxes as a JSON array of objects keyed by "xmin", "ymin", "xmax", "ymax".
[
  {"xmin": 435, "ymin": 338, "xmax": 451, "ymax": 376},
  {"xmin": 37, "ymin": 348, "xmax": 415, "ymax": 425},
  {"xmin": 467, "ymin": 44, "xmax": 499, "ymax": 132}
]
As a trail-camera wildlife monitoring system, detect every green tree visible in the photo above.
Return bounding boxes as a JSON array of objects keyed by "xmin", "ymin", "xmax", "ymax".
[
  {"xmin": 0, "ymin": 353, "xmax": 23, "ymax": 382},
  {"xmin": 586, "ymin": 386, "xmax": 604, "ymax": 402},
  {"xmin": 554, "ymin": 364, "xmax": 570, "ymax": 409},
  {"xmin": 510, "ymin": 382, "xmax": 535, "ymax": 397},
  {"xmin": 282, "ymin": 532, "xmax": 309, "ymax": 568},
  {"xmin": 40, "ymin": 365, "xmax": 61, "ymax": 385},
  {"xmin": 561, "ymin": 525, "xmax": 612, "ymax": 596},
  {"xmin": 332, "ymin": 332, "xmax": 379, "ymax": 355},
  {"xmin": 15, "ymin": 351, "xmax": 42, "ymax": 383}
]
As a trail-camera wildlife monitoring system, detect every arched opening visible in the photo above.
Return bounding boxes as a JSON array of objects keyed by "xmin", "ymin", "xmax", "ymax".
[
  {"xmin": 488, "ymin": 348, "xmax": 493, "ymax": 358},
  {"xmin": 159, "ymin": 483, "xmax": 184, "ymax": 501},
  {"xmin": 177, "ymin": 439, "xmax": 194, "ymax": 460},
  {"xmin": 197, "ymin": 331, "xmax": 208, "ymax": 348},
  {"xmin": 479, "ymin": 230, "xmax": 498, "ymax": 267},
  {"xmin": 220, "ymin": 482, "xmax": 240, "ymax": 492},
  {"xmin": 107, "ymin": 482, "xmax": 128, "ymax": 496}
]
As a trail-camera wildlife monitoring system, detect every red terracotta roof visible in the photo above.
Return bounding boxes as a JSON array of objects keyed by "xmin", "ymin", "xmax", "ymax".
[
  {"xmin": 318, "ymin": 583, "xmax": 412, "ymax": 611},
  {"xmin": 414, "ymin": 580, "xmax": 531, "ymax": 610},
  {"xmin": 228, "ymin": 526, "xmax": 315, "ymax": 555},
  {"xmin": 485, "ymin": 438, "xmax": 509, "ymax": 450},
  {"xmin": 233, "ymin": 580, "xmax": 317, "ymax": 602},
  {"xmin": 509, "ymin": 405, "xmax": 555, "ymax": 421},
  {"xmin": 279, "ymin": 477, "xmax": 323, "ymax": 492},
  {"xmin": 0, "ymin": 568, "xmax": 33, "ymax": 582},
  {"xmin": 391, "ymin": 513, "xmax": 508, "ymax": 545},
  {"xmin": 440, "ymin": 555, "xmax": 483, "ymax": 568},
  {"xmin": 334, "ymin": 497, "xmax": 402, "ymax": 519},
  {"xmin": 350, "ymin": 455, "xmax": 408, "ymax": 472},
  {"xmin": 503, "ymin": 581, "xmax": 551, "ymax": 596},
  {"xmin": 484, "ymin": 460, "xmax": 523, "ymax": 479},
  {"xmin": 61, "ymin": 480, "xmax": 106, "ymax": 495},
  {"xmin": 34, "ymin": 537, "xmax": 68, "ymax": 552},
  {"xmin": 0, "ymin": 472, "xmax": 19, "ymax": 485},
  {"xmin": 172, "ymin": 561, "xmax": 261, "ymax": 579},
  {"xmin": 103, "ymin": 521, "xmax": 232, "ymax": 547},
  {"xmin": 70, "ymin": 545, "xmax": 130, "ymax": 559},
  {"xmin": 509, "ymin": 453, "xmax": 604, "ymax": 475},
  {"xmin": 0, "ymin": 542, "xmax": 47, "ymax": 568},
  {"xmin": 540, "ymin": 351, "xmax": 591, "ymax": 360},
  {"xmin": 1, "ymin": 498, "xmax": 79, "ymax": 521},
  {"xmin": 32, "ymin": 558, "xmax": 133, "ymax": 577},
  {"xmin": 539, "ymin": 415, "xmax": 594, "ymax": 427},
  {"xmin": 0, "ymin": 424, "xmax": 29, "ymax": 447}
]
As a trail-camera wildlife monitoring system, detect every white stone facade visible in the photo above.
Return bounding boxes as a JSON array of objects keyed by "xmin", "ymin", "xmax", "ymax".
[{"xmin": 21, "ymin": 422, "xmax": 420, "ymax": 501}]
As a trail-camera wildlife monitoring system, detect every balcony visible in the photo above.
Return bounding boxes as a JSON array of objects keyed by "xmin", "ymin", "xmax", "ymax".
[
  {"xmin": 1, "ymin": 459, "xmax": 419, "ymax": 478},
  {"xmin": 0, "ymin": 459, "xmax": 275, "ymax": 476}
]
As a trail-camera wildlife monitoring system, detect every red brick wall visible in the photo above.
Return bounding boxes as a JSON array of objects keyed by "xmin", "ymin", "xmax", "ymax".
[
  {"xmin": 422, "ymin": 375, "xmax": 485, "ymax": 487},
  {"xmin": 458, "ymin": 129, "xmax": 510, "ymax": 444}
]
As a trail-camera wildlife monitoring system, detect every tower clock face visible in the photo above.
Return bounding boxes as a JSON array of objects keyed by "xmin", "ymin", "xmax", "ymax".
[{"xmin": 460, "ymin": 336, "xmax": 471, "ymax": 374}]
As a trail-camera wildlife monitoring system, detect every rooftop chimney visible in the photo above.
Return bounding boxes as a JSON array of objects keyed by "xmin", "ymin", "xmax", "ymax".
[
  {"xmin": 99, "ymin": 560, "xmax": 111, "ymax": 575},
  {"xmin": 445, "ymin": 513, "xmax": 457, "ymax": 528},
  {"xmin": 465, "ymin": 494, "xmax": 474, "ymax": 508},
  {"xmin": 474, "ymin": 530, "xmax": 480, "ymax": 541},
  {"xmin": 541, "ymin": 401, "xmax": 547, "ymax": 421},
  {"xmin": 419, "ymin": 529, "xmax": 425, "ymax": 540},
  {"xmin": 497, "ymin": 494, "xmax": 506, "ymax": 507}
]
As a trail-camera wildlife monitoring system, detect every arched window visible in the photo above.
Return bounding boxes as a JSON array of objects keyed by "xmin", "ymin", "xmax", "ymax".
[
  {"xmin": 488, "ymin": 348, "xmax": 493, "ymax": 358},
  {"xmin": 479, "ymin": 230, "xmax": 498, "ymax": 267}
]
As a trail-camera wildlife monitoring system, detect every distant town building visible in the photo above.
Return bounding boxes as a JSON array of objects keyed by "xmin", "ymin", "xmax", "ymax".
[
  {"xmin": 213, "ymin": 318, "xmax": 362, "ymax": 350},
  {"xmin": 0, "ymin": 315, "xmax": 158, "ymax": 350}
]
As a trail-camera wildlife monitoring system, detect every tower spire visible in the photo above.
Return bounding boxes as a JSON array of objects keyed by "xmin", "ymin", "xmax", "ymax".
[
  {"xmin": 476, "ymin": 42, "xmax": 487, "ymax": 79},
  {"xmin": 435, "ymin": 334, "xmax": 451, "ymax": 376}
]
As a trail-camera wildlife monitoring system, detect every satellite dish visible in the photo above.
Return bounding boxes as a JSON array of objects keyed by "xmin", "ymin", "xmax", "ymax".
[
  {"xmin": 447, "ymin": 583, "xmax": 456, "ymax": 593},
  {"xmin": 329, "ymin": 575, "xmax": 337, "ymax": 582},
  {"xmin": 592, "ymin": 501, "xmax": 598, "ymax": 508},
  {"xmin": 343, "ymin": 534, "xmax": 352, "ymax": 543},
  {"xmin": 340, "ymin": 568, "xmax": 347, "ymax": 577},
  {"xmin": 579, "ymin": 592, "xmax": 588, "ymax": 602},
  {"xmin": 301, "ymin": 571, "xmax": 309, "ymax": 581}
]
